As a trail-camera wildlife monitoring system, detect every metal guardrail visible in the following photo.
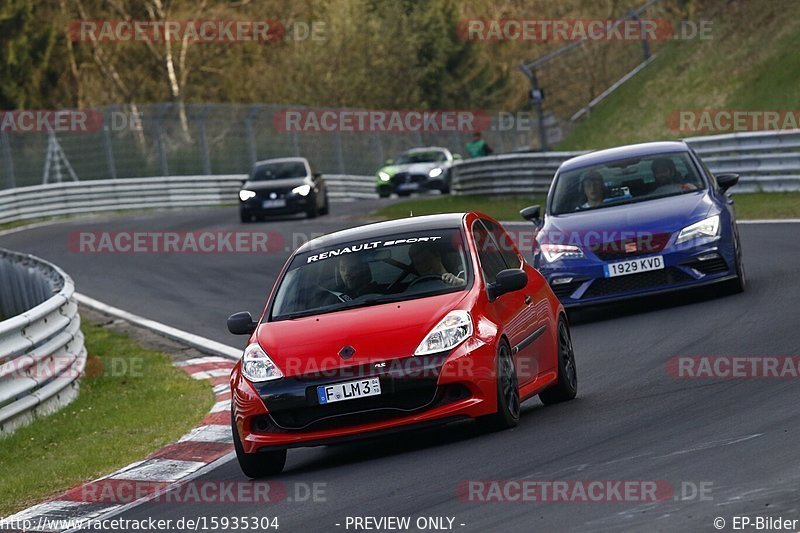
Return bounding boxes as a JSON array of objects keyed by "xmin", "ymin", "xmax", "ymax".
[
  {"xmin": 452, "ymin": 152, "xmax": 585, "ymax": 195},
  {"xmin": 451, "ymin": 130, "xmax": 800, "ymax": 195},
  {"xmin": 0, "ymin": 249, "xmax": 86, "ymax": 436},
  {"xmin": 0, "ymin": 174, "xmax": 376, "ymax": 225}
]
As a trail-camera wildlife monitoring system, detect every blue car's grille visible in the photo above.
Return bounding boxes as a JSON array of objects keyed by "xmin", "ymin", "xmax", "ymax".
[
  {"xmin": 583, "ymin": 267, "xmax": 693, "ymax": 298},
  {"xmin": 590, "ymin": 233, "xmax": 672, "ymax": 262}
]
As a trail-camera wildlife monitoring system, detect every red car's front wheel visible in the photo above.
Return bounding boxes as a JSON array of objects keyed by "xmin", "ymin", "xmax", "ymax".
[
  {"xmin": 478, "ymin": 341, "xmax": 520, "ymax": 431},
  {"xmin": 232, "ymin": 411, "xmax": 287, "ymax": 478}
]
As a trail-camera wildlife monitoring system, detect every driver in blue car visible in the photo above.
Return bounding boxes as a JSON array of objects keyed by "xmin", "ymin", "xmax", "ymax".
[
  {"xmin": 409, "ymin": 242, "xmax": 465, "ymax": 286},
  {"xmin": 651, "ymin": 158, "xmax": 699, "ymax": 194},
  {"xmin": 579, "ymin": 170, "xmax": 606, "ymax": 209}
]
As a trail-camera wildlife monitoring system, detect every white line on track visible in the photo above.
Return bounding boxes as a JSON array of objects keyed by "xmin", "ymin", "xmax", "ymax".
[{"xmin": 75, "ymin": 293, "xmax": 242, "ymax": 360}]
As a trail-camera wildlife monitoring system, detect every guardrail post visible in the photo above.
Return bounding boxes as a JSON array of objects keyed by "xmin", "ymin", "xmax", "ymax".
[
  {"xmin": 198, "ymin": 106, "xmax": 212, "ymax": 175},
  {"xmin": 518, "ymin": 64, "xmax": 548, "ymax": 151},
  {"xmin": 103, "ymin": 123, "xmax": 117, "ymax": 180},
  {"xmin": 370, "ymin": 131, "xmax": 384, "ymax": 170},
  {"xmin": 155, "ymin": 104, "xmax": 170, "ymax": 176},
  {"xmin": 244, "ymin": 106, "xmax": 259, "ymax": 166},
  {"xmin": 0, "ymin": 131, "xmax": 14, "ymax": 189},
  {"xmin": 333, "ymin": 130, "xmax": 345, "ymax": 174},
  {"xmin": 632, "ymin": 13, "xmax": 651, "ymax": 61}
]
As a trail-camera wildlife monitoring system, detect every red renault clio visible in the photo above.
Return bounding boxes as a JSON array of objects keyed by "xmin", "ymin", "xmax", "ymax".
[{"xmin": 228, "ymin": 212, "xmax": 577, "ymax": 477}]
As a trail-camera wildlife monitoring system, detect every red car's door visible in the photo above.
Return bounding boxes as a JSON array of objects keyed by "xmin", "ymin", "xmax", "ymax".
[{"xmin": 471, "ymin": 219, "xmax": 543, "ymax": 384}]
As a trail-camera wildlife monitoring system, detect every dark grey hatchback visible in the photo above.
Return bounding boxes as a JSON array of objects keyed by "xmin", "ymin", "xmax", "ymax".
[{"xmin": 239, "ymin": 157, "xmax": 329, "ymax": 222}]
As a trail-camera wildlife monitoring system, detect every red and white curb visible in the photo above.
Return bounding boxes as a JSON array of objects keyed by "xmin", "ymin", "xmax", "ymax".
[{"xmin": 1, "ymin": 300, "xmax": 241, "ymax": 533}]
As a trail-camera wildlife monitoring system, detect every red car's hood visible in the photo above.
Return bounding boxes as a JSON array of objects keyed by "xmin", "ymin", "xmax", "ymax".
[{"xmin": 256, "ymin": 291, "xmax": 469, "ymax": 377}]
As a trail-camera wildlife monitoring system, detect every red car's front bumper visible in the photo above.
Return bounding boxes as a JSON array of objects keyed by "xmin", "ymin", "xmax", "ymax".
[{"xmin": 231, "ymin": 337, "xmax": 497, "ymax": 453}]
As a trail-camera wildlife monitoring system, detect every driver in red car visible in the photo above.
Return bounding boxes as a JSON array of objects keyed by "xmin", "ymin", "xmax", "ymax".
[
  {"xmin": 337, "ymin": 254, "xmax": 382, "ymax": 300},
  {"xmin": 409, "ymin": 242, "xmax": 465, "ymax": 286}
]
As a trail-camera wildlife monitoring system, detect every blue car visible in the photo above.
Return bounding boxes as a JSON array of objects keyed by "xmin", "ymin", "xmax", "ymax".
[{"xmin": 520, "ymin": 141, "xmax": 746, "ymax": 308}]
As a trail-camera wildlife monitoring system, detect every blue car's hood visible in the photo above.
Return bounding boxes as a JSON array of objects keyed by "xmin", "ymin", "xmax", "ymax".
[{"xmin": 543, "ymin": 192, "xmax": 715, "ymax": 240}]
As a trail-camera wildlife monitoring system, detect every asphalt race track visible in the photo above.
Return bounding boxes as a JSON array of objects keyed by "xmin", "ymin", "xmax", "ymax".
[{"xmin": 2, "ymin": 204, "xmax": 799, "ymax": 532}]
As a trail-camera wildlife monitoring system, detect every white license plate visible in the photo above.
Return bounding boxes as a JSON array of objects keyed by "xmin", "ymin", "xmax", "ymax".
[
  {"xmin": 262, "ymin": 199, "xmax": 286, "ymax": 209},
  {"xmin": 397, "ymin": 183, "xmax": 419, "ymax": 191},
  {"xmin": 604, "ymin": 255, "xmax": 664, "ymax": 278},
  {"xmin": 317, "ymin": 377, "xmax": 381, "ymax": 405}
]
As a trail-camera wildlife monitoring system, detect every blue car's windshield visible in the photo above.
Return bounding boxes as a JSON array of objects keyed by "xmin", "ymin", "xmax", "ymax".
[{"xmin": 551, "ymin": 152, "xmax": 705, "ymax": 216}]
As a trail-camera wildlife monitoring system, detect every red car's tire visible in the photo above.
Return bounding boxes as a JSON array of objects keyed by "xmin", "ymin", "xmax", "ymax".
[
  {"xmin": 232, "ymin": 411, "xmax": 286, "ymax": 478},
  {"xmin": 539, "ymin": 317, "xmax": 578, "ymax": 405},
  {"xmin": 478, "ymin": 340, "xmax": 520, "ymax": 431}
]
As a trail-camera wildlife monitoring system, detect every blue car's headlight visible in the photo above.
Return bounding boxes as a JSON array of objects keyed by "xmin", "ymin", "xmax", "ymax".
[
  {"xmin": 675, "ymin": 215, "xmax": 720, "ymax": 245},
  {"xmin": 540, "ymin": 243, "xmax": 585, "ymax": 262}
]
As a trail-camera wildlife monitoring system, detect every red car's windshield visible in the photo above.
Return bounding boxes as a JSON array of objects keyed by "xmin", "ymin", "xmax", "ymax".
[{"xmin": 270, "ymin": 229, "xmax": 471, "ymax": 321}]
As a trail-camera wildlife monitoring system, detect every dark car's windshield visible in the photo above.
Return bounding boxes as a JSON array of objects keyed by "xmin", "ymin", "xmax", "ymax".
[
  {"xmin": 551, "ymin": 152, "xmax": 705, "ymax": 215},
  {"xmin": 395, "ymin": 151, "xmax": 448, "ymax": 165},
  {"xmin": 270, "ymin": 229, "xmax": 471, "ymax": 321},
  {"xmin": 251, "ymin": 161, "xmax": 307, "ymax": 181}
]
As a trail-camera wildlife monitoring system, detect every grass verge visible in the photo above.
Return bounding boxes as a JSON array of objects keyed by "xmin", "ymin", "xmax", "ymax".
[
  {"xmin": 0, "ymin": 320, "xmax": 214, "ymax": 517},
  {"xmin": 372, "ymin": 193, "xmax": 800, "ymax": 222}
]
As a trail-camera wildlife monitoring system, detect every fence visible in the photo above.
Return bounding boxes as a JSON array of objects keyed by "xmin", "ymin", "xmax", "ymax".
[
  {"xmin": 0, "ymin": 103, "xmax": 539, "ymax": 190},
  {"xmin": 450, "ymin": 130, "xmax": 800, "ymax": 195},
  {"xmin": 0, "ymin": 249, "xmax": 86, "ymax": 435}
]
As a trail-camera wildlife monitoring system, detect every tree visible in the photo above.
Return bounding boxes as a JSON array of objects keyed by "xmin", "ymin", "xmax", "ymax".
[{"xmin": 0, "ymin": 0, "xmax": 57, "ymax": 109}]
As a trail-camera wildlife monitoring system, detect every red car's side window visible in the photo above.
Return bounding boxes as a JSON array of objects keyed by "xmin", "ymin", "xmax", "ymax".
[
  {"xmin": 482, "ymin": 219, "xmax": 522, "ymax": 268},
  {"xmin": 472, "ymin": 221, "xmax": 507, "ymax": 284}
]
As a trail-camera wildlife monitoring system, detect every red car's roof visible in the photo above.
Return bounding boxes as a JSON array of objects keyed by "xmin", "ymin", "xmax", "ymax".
[{"xmin": 296, "ymin": 213, "xmax": 470, "ymax": 253}]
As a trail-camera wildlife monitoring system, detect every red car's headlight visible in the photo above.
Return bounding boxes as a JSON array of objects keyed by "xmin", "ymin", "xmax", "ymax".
[
  {"xmin": 242, "ymin": 343, "xmax": 283, "ymax": 382},
  {"xmin": 414, "ymin": 310, "xmax": 473, "ymax": 356}
]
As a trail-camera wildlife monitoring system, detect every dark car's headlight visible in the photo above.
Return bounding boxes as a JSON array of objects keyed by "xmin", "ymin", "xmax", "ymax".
[
  {"xmin": 242, "ymin": 343, "xmax": 283, "ymax": 382},
  {"xmin": 428, "ymin": 167, "xmax": 444, "ymax": 178},
  {"xmin": 675, "ymin": 215, "xmax": 720, "ymax": 245},
  {"xmin": 239, "ymin": 190, "xmax": 256, "ymax": 202},
  {"xmin": 291, "ymin": 184, "xmax": 311, "ymax": 196}
]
